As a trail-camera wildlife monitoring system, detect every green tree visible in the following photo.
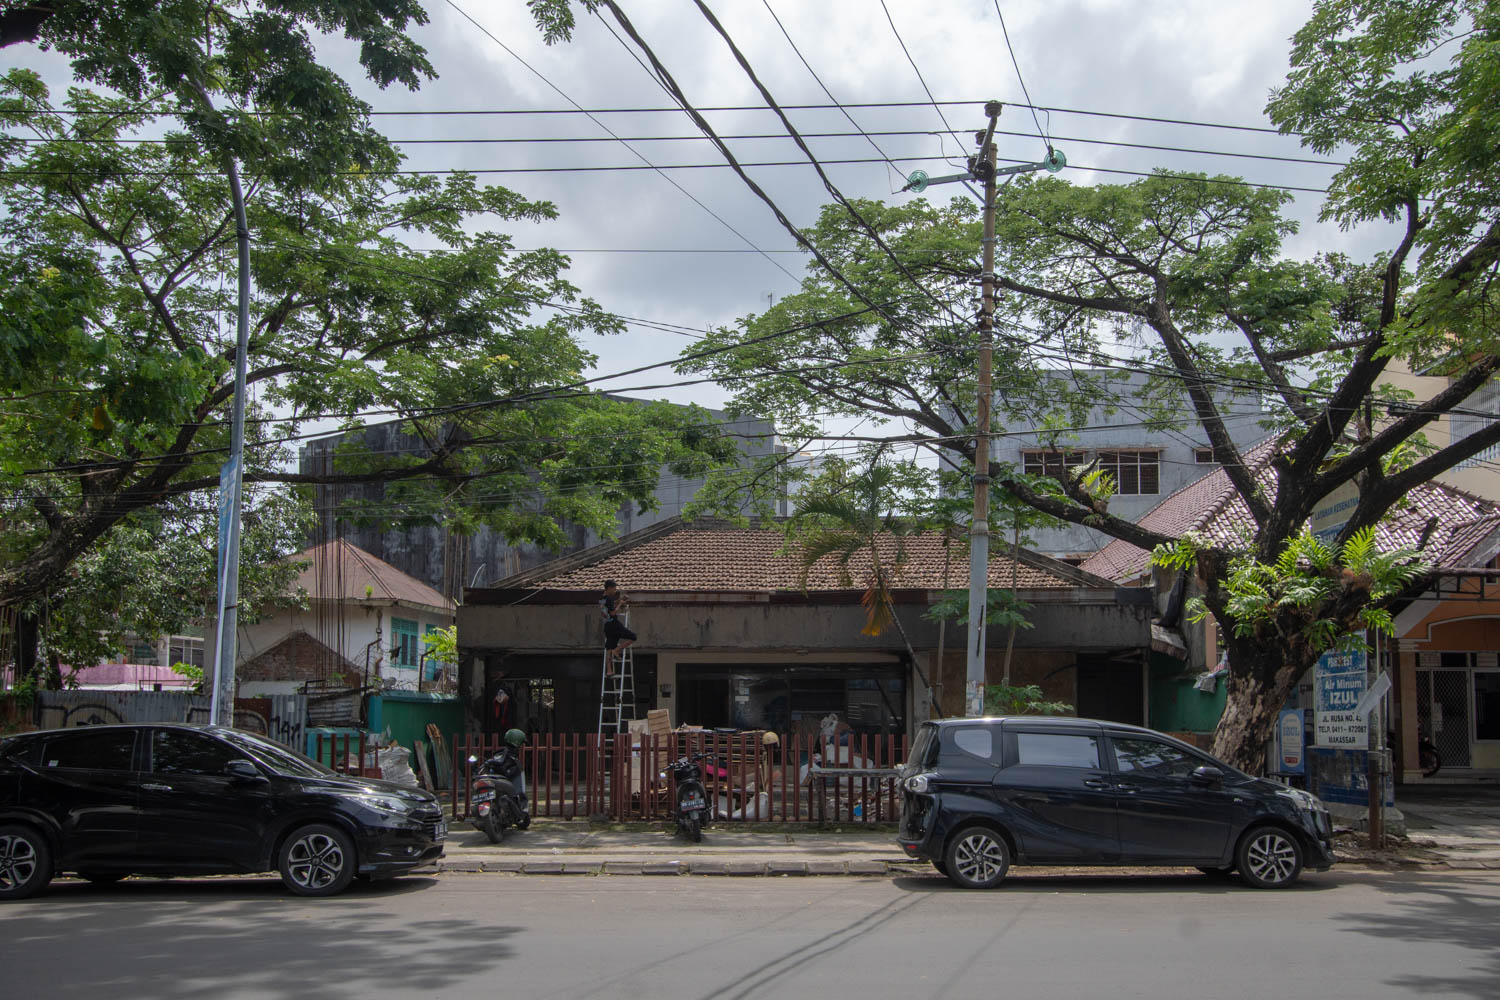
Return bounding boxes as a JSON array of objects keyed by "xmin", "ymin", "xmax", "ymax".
[
  {"xmin": 0, "ymin": 3, "xmax": 737, "ymax": 675},
  {"xmin": 674, "ymin": 1, "xmax": 1500, "ymax": 770}
]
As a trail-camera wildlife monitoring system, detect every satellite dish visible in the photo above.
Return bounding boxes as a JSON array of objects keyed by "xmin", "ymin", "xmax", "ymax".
[{"xmin": 905, "ymin": 169, "xmax": 929, "ymax": 193}]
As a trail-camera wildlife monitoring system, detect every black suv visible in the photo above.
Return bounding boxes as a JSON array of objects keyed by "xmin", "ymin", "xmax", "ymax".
[
  {"xmin": 0, "ymin": 724, "xmax": 445, "ymax": 900},
  {"xmin": 897, "ymin": 717, "xmax": 1335, "ymax": 889}
]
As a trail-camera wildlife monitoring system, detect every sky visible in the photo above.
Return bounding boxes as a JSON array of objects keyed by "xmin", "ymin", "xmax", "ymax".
[{"xmin": 11, "ymin": 0, "xmax": 1400, "ymax": 454}]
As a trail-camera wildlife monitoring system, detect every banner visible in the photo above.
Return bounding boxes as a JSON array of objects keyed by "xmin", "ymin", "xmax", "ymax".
[{"xmin": 1314, "ymin": 649, "xmax": 1368, "ymax": 747}]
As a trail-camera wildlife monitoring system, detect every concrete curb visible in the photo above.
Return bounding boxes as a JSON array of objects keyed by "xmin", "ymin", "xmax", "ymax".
[{"xmin": 430, "ymin": 858, "xmax": 906, "ymax": 877}]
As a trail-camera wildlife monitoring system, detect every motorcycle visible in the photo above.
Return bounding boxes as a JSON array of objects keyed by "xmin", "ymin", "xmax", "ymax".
[
  {"xmin": 662, "ymin": 753, "xmax": 710, "ymax": 843},
  {"xmin": 468, "ymin": 730, "xmax": 531, "ymax": 844},
  {"xmin": 1387, "ymin": 729, "xmax": 1442, "ymax": 778}
]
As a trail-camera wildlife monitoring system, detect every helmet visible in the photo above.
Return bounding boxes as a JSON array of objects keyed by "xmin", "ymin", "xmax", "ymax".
[{"xmin": 504, "ymin": 728, "xmax": 526, "ymax": 747}]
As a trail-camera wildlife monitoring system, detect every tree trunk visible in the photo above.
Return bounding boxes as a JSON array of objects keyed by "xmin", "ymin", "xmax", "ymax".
[{"xmin": 1211, "ymin": 633, "xmax": 1317, "ymax": 773}]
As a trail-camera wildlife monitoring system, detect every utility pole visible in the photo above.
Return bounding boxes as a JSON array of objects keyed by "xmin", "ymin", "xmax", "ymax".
[
  {"xmin": 210, "ymin": 158, "xmax": 251, "ymax": 728},
  {"xmin": 901, "ymin": 104, "xmax": 1064, "ymax": 719},
  {"xmin": 965, "ymin": 101, "xmax": 1003, "ymax": 718}
]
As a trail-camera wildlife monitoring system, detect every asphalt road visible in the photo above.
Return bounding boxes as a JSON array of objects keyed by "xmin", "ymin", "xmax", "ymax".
[{"xmin": 2, "ymin": 869, "xmax": 1497, "ymax": 1000}]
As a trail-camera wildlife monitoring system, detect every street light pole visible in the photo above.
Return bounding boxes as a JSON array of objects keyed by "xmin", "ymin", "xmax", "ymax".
[{"xmin": 900, "ymin": 106, "xmax": 1064, "ymax": 719}]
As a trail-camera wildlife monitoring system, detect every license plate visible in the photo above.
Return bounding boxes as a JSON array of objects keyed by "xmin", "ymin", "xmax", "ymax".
[
  {"xmin": 681, "ymin": 794, "xmax": 705, "ymax": 810},
  {"xmin": 435, "ymin": 820, "xmax": 447, "ymax": 842},
  {"xmin": 473, "ymin": 791, "xmax": 496, "ymax": 802}
]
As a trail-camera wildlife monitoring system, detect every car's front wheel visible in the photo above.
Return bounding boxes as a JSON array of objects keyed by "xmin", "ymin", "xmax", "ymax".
[
  {"xmin": 944, "ymin": 825, "xmax": 1011, "ymax": 889},
  {"xmin": 0, "ymin": 824, "xmax": 52, "ymax": 901},
  {"xmin": 1236, "ymin": 826, "xmax": 1304, "ymax": 889},
  {"xmin": 278, "ymin": 824, "xmax": 357, "ymax": 897}
]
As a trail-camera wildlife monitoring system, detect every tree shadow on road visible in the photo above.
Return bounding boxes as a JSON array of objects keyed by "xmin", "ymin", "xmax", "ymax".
[
  {"xmin": 1, "ymin": 876, "xmax": 518, "ymax": 999},
  {"xmin": 1331, "ymin": 871, "xmax": 1500, "ymax": 1000}
]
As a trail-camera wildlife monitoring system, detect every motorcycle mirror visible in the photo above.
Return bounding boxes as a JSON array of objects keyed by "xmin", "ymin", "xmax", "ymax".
[{"xmin": 467, "ymin": 755, "xmax": 478, "ymax": 764}]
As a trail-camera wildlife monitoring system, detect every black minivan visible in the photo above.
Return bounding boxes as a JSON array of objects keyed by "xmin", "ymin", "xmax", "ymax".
[
  {"xmin": 0, "ymin": 724, "xmax": 445, "ymax": 900},
  {"xmin": 897, "ymin": 717, "xmax": 1335, "ymax": 889}
]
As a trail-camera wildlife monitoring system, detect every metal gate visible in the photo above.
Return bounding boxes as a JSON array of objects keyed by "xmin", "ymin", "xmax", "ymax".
[{"xmin": 1417, "ymin": 669, "xmax": 1472, "ymax": 768}]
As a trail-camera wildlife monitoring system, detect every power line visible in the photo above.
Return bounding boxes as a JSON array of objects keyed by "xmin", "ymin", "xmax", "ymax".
[
  {"xmin": 878, "ymin": 0, "xmax": 968, "ymax": 152},
  {"xmin": 992, "ymin": 1, "xmax": 1051, "ymax": 154},
  {"xmin": 438, "ymin": 0, "xmax": 798, "ymax": 284}
]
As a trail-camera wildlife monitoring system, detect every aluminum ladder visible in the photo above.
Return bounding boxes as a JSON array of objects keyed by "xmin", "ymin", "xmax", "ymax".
[{"xmin": 597, "ymin": 611, "xmax": 637, "ymax": 734}]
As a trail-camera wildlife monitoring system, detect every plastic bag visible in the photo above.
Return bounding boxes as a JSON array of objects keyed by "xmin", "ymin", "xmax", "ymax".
[{"xmin": 377, "ymin": 744, "xmax": 418, "ymax": 787}]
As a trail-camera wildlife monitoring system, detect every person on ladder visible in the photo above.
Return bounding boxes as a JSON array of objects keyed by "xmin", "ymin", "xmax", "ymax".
[{"xmin": 599, "ymin": 579, "xmax": 636, "ymax": 676}]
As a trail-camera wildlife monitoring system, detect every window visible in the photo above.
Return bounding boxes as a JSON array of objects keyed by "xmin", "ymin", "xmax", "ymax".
[
  {"xmin": 152, "ymin": 730, "xmax": 239, "ymax": 776},
  {"xmin": 1022, "ymin": 450, "xmax": 1086, "ymax": 479},
  {"xmin": 1097, "ymin": 450, "xmax": 1160, "ymax": 495},
  {"xmin": 1015, "ymin": 732, "xmax": 1099, "ymax": 768},
  {"xmin": 1194, "ymin": 448, "xmax": 1216, "ymax": 464},
  {"xmin": 168, "ymin": 636, "xmax": 205, "ymax": 669},
  {"xmin": 1111, "ymin": 737, "xmax": 1203, "ymax": 777},
  {"xmin": 41, "ymin": 729, "xmax": 136, "ymax": 770},
  {"xmin": 391, "ymin": 617, "xmax": 419, "ymax": 670},
  {"xmin": 950, "ymin": 727, "xmax": 997, "ymax": 763}
]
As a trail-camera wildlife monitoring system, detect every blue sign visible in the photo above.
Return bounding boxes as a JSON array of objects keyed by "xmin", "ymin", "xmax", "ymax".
[
  {"xmin": 1315, "ymin": 649, "xmax": 1368, "ymax": 747},
  {"xmin": 1309, "ymin": 748, "xmax": 1395, "ymax": 808}
]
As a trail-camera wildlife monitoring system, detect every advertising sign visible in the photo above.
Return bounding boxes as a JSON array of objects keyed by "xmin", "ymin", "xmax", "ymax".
[
  {"xmin": 1314, "ymin": 649, "xmax": 1368, "ymax": 747},
  {"xmin": 1276, "ymin": 709, "xmax": 1305, "ymax": 774}
]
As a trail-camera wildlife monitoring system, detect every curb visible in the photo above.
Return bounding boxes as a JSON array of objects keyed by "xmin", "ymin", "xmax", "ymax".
[{"xmin": 430, "ymin": 858, "xmax": 913, "ymax": 877}]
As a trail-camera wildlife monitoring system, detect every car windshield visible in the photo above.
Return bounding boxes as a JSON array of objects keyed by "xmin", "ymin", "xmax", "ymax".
[{"xmin": 218, "ymin": 729, "xmax": 333, "ymax": 778}]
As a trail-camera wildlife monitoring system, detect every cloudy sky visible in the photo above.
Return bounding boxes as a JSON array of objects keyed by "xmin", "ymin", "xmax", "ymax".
[{"xmin": 15, "ymin": 1, "xmax": 1395, "ymax": 437}]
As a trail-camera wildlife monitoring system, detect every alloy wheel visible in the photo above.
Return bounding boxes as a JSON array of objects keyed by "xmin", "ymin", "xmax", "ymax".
[
  {"xmin": 286, "ymin": 832, "xmax": 347, "ymax": 890},
  {"xmin": 1244, "ymin": 830, "xmax": 1298, "ymax": 885},
  {"xmin": 952, "ymin": 832, "xmax": 1006, "ymax": 885},
  {"xmin": 0, "ymin": 834, "xmax": 38, "ymax": 892}
]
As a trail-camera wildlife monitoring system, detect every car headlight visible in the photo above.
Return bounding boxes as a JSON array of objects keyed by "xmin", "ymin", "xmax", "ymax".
[
  {"xmin": 352, "ymin": 793, "xmax": 415, "ymax": 816},
  {"xmin": 905, "ymin": 774, "xmax": 931, "ymax": 794},
  {"xmin": 1275, "ymin": 787, "xmax": 1320, "ymax": 812}
]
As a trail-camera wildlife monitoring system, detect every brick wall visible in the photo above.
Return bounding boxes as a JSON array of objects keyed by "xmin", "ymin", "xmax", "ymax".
[{"xmin": 241, "ymin": 631, "xmax": 356, "ymax": 684}]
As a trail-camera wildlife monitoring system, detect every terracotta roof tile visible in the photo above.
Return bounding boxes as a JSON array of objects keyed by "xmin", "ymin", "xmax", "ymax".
[
  {"xmin": 1080, "ymin": 437, "xmax": 1500, "ymax": 582},
  {"xmin": 525, "ymin": 524, "xmax": 1106, "ymax": 593}
]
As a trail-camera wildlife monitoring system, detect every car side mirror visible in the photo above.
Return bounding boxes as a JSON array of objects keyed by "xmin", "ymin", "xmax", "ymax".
[
  {"xmin": 226, "ymin": 759, "xmax": 266, "ymax": 782},
  {"xmin": 1190, "ymin": 765, "xmax": 1223, "ymax": 786}
]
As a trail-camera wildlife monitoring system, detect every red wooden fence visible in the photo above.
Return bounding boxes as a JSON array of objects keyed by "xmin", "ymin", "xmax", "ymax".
[{"xmin": 448, "ymin": 731, "xmax": 909, "ymax": 825}]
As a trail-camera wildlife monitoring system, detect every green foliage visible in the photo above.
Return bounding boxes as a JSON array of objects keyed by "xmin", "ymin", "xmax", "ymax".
[
  {"xmin": 170, "ymin": 661, "xmax": 205, "ymax": 694},
  {"xmin": 983, "ymin": 683, "xmax": 1072, "ymax": 717},
  {"xmin": 423, "ymin": 624, "xmax": 457, "ymax": 667},
  {"xmin": 924, "ymin": 588, "xmax": 1033, "ymax": 632},
  {"xmin": 1158, "ymin": 527, "xmax": 1427, "ymax": 653}
]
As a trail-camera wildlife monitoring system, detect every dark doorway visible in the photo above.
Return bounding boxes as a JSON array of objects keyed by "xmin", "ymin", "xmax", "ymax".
[{"xmin": 1076, "ymin": 652, "xmax": 1145, "ymax": 725}]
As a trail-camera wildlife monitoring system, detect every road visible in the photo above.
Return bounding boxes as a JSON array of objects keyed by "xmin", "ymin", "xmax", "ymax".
[{"xmin": 2, "ymin": 869, "xmax": 1497, "ymax": 999}]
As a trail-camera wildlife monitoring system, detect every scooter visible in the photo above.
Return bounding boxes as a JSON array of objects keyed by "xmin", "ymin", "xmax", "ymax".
[
  {"xmin": 1387, "ymin": 729, "xmax": 1442, "ymax": 778},
  {"xmin": 662, "ymin": 753, "xmax": 710, "ymax": 843},
  {"xmin": 468, "ymin": 730, "xmax": 531, "ymax": 844}
]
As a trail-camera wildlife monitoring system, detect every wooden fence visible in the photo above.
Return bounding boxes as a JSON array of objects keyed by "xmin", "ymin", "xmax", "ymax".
[{"xmin": 449, "ymin": 731, "xmax": 909, "ymax": 825}]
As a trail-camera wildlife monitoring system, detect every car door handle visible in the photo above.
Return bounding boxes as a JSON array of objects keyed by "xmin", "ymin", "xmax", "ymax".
[
  {"xmin": 1115, "ymin": 783, "xmax": 1139, "ymax": 794},
  {"xmin": 1083, "ymin": 779, "xmax": 1111, "ymax": 789},
  {"xmin": 142, "ymin": 783, "xmax": 172, "ymax": 792}
]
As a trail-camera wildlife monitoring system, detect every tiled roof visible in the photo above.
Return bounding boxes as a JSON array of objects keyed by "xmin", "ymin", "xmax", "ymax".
[
  {"xmin": 1080, "ymin": 438, "xmax": 1500, "ymax": 582},
  {"xmin": 513, "ymin": 521, "xmax": 1110, "ymax": 593},
  {"xmin": 292, "ymin": 539, "xmax": 454, "ymax": 612}
]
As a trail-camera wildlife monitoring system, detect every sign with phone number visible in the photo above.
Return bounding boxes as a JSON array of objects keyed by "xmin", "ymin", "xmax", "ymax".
[{"xmin": 1315, "ymin": 650, "xmax": 1367, "ymax": 747}]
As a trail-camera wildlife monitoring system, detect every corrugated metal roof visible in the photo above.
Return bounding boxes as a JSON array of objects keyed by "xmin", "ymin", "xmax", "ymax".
[{"xmin": 292, "ymin": 539, "xmax": 454, "ymax": 613}]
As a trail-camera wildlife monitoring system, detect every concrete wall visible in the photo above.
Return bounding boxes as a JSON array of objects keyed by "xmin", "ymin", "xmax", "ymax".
[
  {"xmin": 236, "ymin": 600, "xmax": 450, "ymax": 689},
  {"xmin": 982, "ymin": 369, "xmax": 1266, "ymax": 559},
  {"xmin": 1382, "ymin": 362, "xmax": 1500, "ymax": 500}
]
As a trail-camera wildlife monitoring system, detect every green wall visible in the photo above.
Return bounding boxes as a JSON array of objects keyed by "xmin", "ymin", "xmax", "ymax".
[
  {"xmin": 367, "ymin": 691, "xmax": 463, "ymax": 784},
  {"xmin": 1148, "ymin": 652, "xmax": 1227, "ymax": 735}
]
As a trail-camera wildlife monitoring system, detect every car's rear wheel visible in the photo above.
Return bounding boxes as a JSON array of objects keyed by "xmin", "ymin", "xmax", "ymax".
[
  {"xmin": 1236, "ymin": 826, "xmax": 1304, "ymax": 889},
  {"xmin": 0, "ymin": 824, "xmax": 52, "ymax": 901},
  {"xmin": 944, "ymin": 825, "xmax": 1010, "ymax": 889},
  {"xmin": 278, "ymin": 824, "xmax": 357, "ymax": 897}
]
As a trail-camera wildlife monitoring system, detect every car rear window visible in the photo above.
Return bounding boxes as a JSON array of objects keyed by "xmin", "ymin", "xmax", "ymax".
[
  {"xmin": 1014, "ymin": 732, "xmax": 1100, "ymax": 769},
  {"xmin": 908, "ymin": 723, "xmax": 940, "ymax": 768},
  {"xmin": 40, "ymin": 728, "xmax": 137, "ymax": 770}
]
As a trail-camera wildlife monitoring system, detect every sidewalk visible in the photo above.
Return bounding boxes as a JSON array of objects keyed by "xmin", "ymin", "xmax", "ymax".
[
  {"xmin": 424, "ymin": 814, "xmax": 1500, "ymax": 877},
  {"xmin": 1397, "ymin": 783, "xmax": 1500, "ymax": 870}
]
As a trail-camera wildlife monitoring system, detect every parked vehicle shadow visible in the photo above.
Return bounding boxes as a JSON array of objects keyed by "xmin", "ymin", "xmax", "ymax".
[
  {"xmin": 1331, "ymin": 871, "xmax": 1500, "ymax": 1000},
  {"xmin": 1, "ymin": 876, "xmax": 516, "ymax": 997},
  {"xmin": 889, "ymin": 869, "xmax": 1342, "ymax": 894}
]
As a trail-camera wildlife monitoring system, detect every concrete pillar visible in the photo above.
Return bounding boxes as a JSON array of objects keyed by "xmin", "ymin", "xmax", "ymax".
[{"xmin": 1397, "ymin": 643, "xmax": 1422, "ymax": 783}]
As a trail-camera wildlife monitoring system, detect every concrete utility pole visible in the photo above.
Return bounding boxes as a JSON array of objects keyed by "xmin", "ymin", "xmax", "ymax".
[
  {"xmin": 964, "ymin": 102, "xmax": 1003, "ymax": 718},
  {"xmin": 210, "ymin": 157, "xmax": 251, "ymax": 728},
  {"xmin": 900, "ymin": 105, "xmax": 1064, "ymax": 719}
]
